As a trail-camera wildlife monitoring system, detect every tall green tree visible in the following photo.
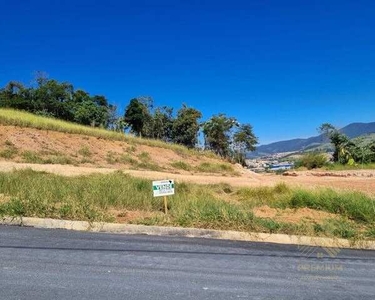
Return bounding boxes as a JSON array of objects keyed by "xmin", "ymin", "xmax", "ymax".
[
  {"xmin": 0, "ymin": 81, "xmax": 32, "ymax": 111},
  {"xmin": 32, "ymin": 78, "xmax": 74, "ymax": 120},
  {"xmin": 124, "ymin": 98, "xmax": 151, "ymax": 137},
  {"xmin": 233, "ymin": 124, "xmax": 258, "ymax": 164},
  {"xmin": 172, "ymin": 105, "xmax": 202, "ymax": 148},
  {"xmin": 202, "ymin": 114, "xmax": 238, "ymax": 157},
  {"xmin": 71, "ymin": 91, "xmax": 113, "ymax": 127},
  {"xmin": 145, "ymin": 106, "xmax": 174, "ymax": 141}
]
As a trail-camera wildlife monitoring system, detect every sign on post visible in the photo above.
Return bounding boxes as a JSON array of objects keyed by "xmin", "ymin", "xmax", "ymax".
[
  {"xmin": 153, "ymin": 180, "xmax": 174, "ymax": 214},
  {"xmin": 153, "ymin": 180, "xmax": 175, "ymax": 197}
]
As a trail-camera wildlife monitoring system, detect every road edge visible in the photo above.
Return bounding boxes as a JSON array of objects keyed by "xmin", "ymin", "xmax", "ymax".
[{"xmin": 1, "ymin": 216, "xmax": 374, "ymax": 250}]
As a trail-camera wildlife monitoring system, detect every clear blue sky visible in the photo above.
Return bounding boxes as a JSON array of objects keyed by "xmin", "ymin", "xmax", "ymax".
[{"xmin": 1, "ymin": 0, "xmax": 374, "ymax": 144}]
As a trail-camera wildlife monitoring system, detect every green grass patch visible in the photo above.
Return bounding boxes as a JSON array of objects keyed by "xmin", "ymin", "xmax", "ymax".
[
  {"xmin": 105, "ymin": 151, "xmax": 118, "ymax": 164},
  {"xmin": 0, "ymin": 170, "xmax": 374, "ymax": 241},
  {"xmin": 105, "ymin": 151, "xmax": 158, "ymax": 169},
  {"xmin": 295, "ymin": 152, "xmax": 328, "ymax": 170},
  {"xmin": 137, "ymin": 152, "xmax": 151, "ymax": 161},
  {"xmin": 78, "ymin": 146, "xmax": 92, "ymax": 157},
  {"xmin": 286, "ymin": 189, "xmax": 375, "ymax": 223},
  {"xmin": 42, "ymin": 154, "xmax": 74, "ymax": 165},
  {"xmin": 236, "ymin": 183, "xmax": 291, "ymax": 208},
  {"xmin": 196, "ymin": 162, "xmax": 238, "ymax": 175},
  {"xmin": 324, "ymin": 163, "xmax": 375, "ymax": 171},
  {"xmin": 170, "ymin": 161, "xmax": 192, "ymax": 171},
  {"xmin": 21, "ymin": 151, "xmax": 44, "ymax": 163},
  {"xmin": 0, "ymin": 147, "xmax": 18, "ymax": 159},
  {"xmin": 0, "ymin": 140, "xmax": 18, "ymax": 159},
  {"xmin": 120, "ymin": 154, "xmax": 138, "ymax": 166}
]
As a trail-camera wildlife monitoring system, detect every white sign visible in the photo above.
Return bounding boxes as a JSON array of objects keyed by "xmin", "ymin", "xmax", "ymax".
[{"xmin": 153, "ymin": 180, "xmax": 175, "ymax": 197}]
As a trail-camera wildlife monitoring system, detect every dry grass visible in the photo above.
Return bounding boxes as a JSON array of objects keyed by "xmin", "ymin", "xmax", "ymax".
[
  {"xmin": 0, "ymin": 169, "xmax": 374, "ymax": 240},
  {"xmin": 0, "ymin": 108, "xmax": 217, "ymax": 159}
]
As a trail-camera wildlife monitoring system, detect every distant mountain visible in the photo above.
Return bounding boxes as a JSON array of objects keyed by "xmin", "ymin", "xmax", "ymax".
[{"xmin": 250, "ymin": 122, "xmax": 375, "ymax": 157}]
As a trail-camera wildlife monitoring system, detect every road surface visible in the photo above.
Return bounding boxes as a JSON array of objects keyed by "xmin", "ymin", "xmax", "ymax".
[{"xmin": 0, "ymin": 225, "xmax": 374, "ymax": 299}]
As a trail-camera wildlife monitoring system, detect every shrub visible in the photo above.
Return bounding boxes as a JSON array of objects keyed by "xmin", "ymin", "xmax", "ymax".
[
  {"xmin": 170, "ymin": 161, "xmax": 192, "ymax": 171},
  {"xmin": 0, "ymin": 147, "xmax": 18, "ymax": 159},
  {"xmin": 21, "ymin": 151, "xmax": 44, "ymax": 163},
  {"xmin": 78, "ymin": 146, "xmax": 92, "ymax": 157},
  {"xmin": 196, "ymin": 162, "xmax": 236, "ymax": 174},
  {"xmin": 295, "ymin": 153, "xmax": 328, "ymax": 170}
]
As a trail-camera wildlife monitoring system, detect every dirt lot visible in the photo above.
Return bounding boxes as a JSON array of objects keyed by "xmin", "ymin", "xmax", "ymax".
[
  {"xmin": 1, "ymin": 161, "xmax": 374, "ymax": 196},
  {"xmin": 1, "ymin": 124, "xmax": 374, "ymax": 195}
]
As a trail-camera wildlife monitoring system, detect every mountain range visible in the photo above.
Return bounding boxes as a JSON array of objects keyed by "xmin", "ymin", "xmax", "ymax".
[{"xmin": 250, "ymin": 122, "xmax": 375, "ymax": 157}]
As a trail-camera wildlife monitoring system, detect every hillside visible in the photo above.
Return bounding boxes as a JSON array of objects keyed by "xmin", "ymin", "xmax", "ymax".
[
  {"xmin": 251, "ymin": 122, "xmax": 375, "ymax": 157},
  {"xmin": 0, "ymin": 109, "xmax": 238, "ymax": 175}
]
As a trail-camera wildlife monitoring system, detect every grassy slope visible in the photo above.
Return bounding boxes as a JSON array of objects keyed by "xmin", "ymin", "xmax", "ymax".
[
  {"xmin": 0, "ymin": 109, "xmax": 213, "ymax": 158},
  {"xmin": 0, "ymin": 169, "xmax": 374, "ymax": 241},
  {"xmin": 0, "ymin": 109, "xmax": 239, "ymax": 174},
  {"xmin": 1, "ymin": 109, "xmax": 374, "ymax": 241}
]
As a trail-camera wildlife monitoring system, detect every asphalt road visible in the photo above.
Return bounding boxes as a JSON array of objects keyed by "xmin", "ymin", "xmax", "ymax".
[{"xmin": 0, "ymin": 226, "xmax": 374, "ymax": 300}]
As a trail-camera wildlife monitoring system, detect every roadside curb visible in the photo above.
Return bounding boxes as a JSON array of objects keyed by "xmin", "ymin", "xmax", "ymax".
[{"xmin": 1, "ymin": 216, "xmax": 374, "ymax": 250}]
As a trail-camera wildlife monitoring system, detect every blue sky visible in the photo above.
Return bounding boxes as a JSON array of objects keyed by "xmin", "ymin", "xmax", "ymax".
[{"xmin": 1, "ymin": 0, "xmax": 375, "ymax": 144}]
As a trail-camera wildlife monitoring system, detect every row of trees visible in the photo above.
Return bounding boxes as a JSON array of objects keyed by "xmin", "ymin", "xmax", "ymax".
[
  {"xmin": 123, "ymin": 98, "xmax": 258, "ymax": 163},
  {"xmin": 0, "ymin": 75, "xmax": 258, "ymax": 163},
  {"xmin": 0, "ymin": 74, "xmax": 115, "ymax": 127},
  {"xmin": 320, "ymin": 123, "xmax": 375, "ymax": 165}
]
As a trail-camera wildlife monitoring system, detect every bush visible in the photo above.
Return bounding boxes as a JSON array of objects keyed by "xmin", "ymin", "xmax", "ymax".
[
  {"xmin": 170, "ymin": 161, "xmax": 192, "ymax": 171},
  {"xmin": 196, "ymin": 162, "xmax": 237, "ymax": 174},
  {"xmin": 295, "ymin": 153, "xmax": 328, "ymax": 170}
]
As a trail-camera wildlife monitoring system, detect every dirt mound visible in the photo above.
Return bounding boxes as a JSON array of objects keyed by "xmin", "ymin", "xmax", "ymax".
[{"xmin": 0, "ymin": 125, "xmax": 231, "ymax": 174}]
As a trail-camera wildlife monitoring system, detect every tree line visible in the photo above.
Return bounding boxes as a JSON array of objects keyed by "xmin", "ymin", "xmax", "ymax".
[{"xmin": 0, "ymin": 74, "xmax": 258, "ymax": 163}]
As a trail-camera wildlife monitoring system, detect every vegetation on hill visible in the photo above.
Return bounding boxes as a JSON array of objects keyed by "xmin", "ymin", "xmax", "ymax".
[
  {"xmin": 0, "ymin": 109, "xmax": 245, "ymax": 174},
  {"xmin": 320, "ymin": 123, "xmax": 375, "ymax": 165},
  {"xmin": 0, "ymin": 169, "xmax": 374, "ymax": 241},
  {"xmin": 252, "ymin": 122, "xmax": 375, "ymax": 157},
  {"xmin": 0, "ymin": 74, "xmax": 258, "ymax": 163},
  {"xmin": 295, "ymin": 153, "xmax": 328, "ymax": 170},
  {"xmin": 287, "ymin": 126, "xmax": 375, "ymax": 171}
]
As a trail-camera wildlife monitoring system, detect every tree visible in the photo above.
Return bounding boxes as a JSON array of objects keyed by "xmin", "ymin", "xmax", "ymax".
[
  {"xmin": 113, "ymin": 117, "xmax": 128, "ymax": 133},
  {"xmin": 233, "ymin": 124, "xmax": 258, "ymax": 164},
  {"xmin": 0, "ymin": 81, "xmax": 31, "ymax": 111},
  {"xmin": 202, "ymin": 114, "xmax": 238, "ymax": 157},
  {"xmin": 172, "ymin": 105, "xmax": 202, "ymax": 148},
  {"xmin": 0, "ymin": 74, "xmax": 116, "ymax": 128},
  {"xmin": 32, "ymin": 79, "xmax": 74, "ymax": 120},
  {"xmin": 319, "ymin": 123, "xmax": 350, "ymax": 163},
  {"xmin": 146, "ymin": 106, "xmax": 174, "ymax": 141},
  {"xmin": 74, "ymin": 101, "xmax": 101, "ymax": 126},
  {"xmin": 124, "ymin": 98, "xmax": 150, "ymax": 137}
]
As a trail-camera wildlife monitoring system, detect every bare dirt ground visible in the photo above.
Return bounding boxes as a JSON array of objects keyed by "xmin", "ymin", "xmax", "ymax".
[
  {"xmin": 253, "ymin": 205, "xmax": 338, "ymax": 224},
  {"xmin": 1, "ymin": 124, "xmax": 374, "ymax": 196},
  {"xmin": 1, "ymin": 161, "xmax": 374, "ymax": 196}
]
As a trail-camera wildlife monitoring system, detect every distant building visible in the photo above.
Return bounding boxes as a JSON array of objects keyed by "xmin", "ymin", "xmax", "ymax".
[{"xmin": 269, "ymin": 163, "xmax": 294, "ymax": 171}]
